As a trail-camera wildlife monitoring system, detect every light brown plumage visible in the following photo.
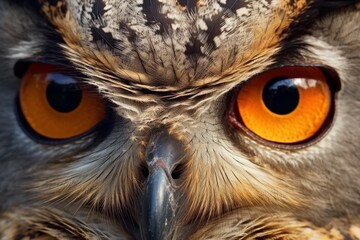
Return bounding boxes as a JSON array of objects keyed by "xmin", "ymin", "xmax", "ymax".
[{"xmin": 2, "ymin": 207, "xmax": 360, "ymax": 240}]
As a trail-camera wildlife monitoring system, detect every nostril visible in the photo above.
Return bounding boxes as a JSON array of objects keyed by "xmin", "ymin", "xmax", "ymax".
[{"xmin": 171, "ymin": 164, "xmax": 184, "ymax": 180}]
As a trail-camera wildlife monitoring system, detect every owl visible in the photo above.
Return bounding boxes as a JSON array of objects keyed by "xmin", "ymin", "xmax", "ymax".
[{"xmin": 0, "ymin": 0, "xmax": 359, "ymax": 239}]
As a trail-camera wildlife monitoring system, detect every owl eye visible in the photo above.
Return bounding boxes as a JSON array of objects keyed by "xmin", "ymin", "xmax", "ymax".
[
  {"xmin": 229, "ymin": 66, "xmax": 338, "ymax": 145},
  {"xmin": 18, "ymin": 62, "xmax": 106, "ymax": 141}
]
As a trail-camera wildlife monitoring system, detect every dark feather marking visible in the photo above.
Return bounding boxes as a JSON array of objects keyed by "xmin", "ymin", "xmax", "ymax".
[
  {"xmin": 141, "ymin": 0, "xmax": 174, "ymax": 34},
  {"xmin": 91, "ymin": 27, "xmax": 123, "ymax": 52},
  {"xmin": 317, "ymin": 0, "xmax": 360, "ymax": 8},
  {"xmin": 38, "ymin": 0, "xmax": 67, "ymax": 15},
  {"xmin": 218, "ymin": 0, "xmax": 247, "ymax": 15},
  {"xmin": 90, "ymin": 0, "xmax": 123, "ymax": 51},
  {"xmin": 316, "ymin": 0, "xmax": 360, "ymax": 16},
  {"xmin": 92, "ymin": 0, "xmax": 106, "ymax": 18},
  {"xmin": 185, "ymin": 37, "xmax": 204, "ymax": 57},
  {"xmin": 177, "ymin": 0, "xmax": 196, "ymax": 12},
  {"xmin": 119, "ymin": 23, "xmax": 137, "ymax": 44},
  {"xmin": 204, "ymin": 12, "xmax": 224, "ymax": 51}
]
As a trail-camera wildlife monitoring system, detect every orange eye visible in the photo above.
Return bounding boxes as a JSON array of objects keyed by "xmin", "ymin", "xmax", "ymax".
[
  {"xmin": 19, "ymin": 63, "xmax": 106, "ymax": 140},
  {"xmin": 233, "ymin": 66, "xmax": 336, "ymax": 144}
]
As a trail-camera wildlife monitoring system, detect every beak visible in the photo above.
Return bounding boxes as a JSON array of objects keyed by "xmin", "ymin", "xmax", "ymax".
[{"xmin": 140, "ymin": 129, "xmax": 184, "ymax": 240}]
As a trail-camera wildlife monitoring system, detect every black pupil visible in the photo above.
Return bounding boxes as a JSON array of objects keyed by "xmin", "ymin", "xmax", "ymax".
[
  {"xmin": 262, "ymin": 77, "xmax": 300, "ymax": 115},
  {"xmin": 46, "ymin": 73, "xmax": 82, "ymax": 113}
]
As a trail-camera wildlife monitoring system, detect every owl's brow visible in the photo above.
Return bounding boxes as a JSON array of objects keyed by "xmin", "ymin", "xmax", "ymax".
[{"xmin": 35, "ymin": 1, "xmax": 313, "ymax": 85}]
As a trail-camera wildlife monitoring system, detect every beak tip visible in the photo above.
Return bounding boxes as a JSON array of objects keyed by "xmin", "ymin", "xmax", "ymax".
[{"xmin": 141, "ymin": 169, "xmax": 177, "ymax": 240}]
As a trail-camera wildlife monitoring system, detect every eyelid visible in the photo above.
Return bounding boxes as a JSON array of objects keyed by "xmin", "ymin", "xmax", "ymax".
[{"xmin": 14, "ymin": 60, "xmax": 84, "ymax": 80}]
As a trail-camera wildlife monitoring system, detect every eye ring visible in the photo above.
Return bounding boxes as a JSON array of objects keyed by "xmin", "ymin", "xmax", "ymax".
[
  {"xmin": 228, "ymin": 66, "xmax": 339, "ymax": 149},
  {"xmin": 17, "ymin": 62, "xmax": 107, "ymax": 143}
]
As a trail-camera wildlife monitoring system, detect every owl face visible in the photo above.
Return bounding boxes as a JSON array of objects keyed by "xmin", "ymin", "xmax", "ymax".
[{"xmin": 0, "ymin": 0, "xmax": 359, "ymax": 239}]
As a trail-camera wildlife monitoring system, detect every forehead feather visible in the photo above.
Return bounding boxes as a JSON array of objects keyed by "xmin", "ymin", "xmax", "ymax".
[{"xmin": 39, "ymin": 0, "xmax": 308, "ymax": 88}]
